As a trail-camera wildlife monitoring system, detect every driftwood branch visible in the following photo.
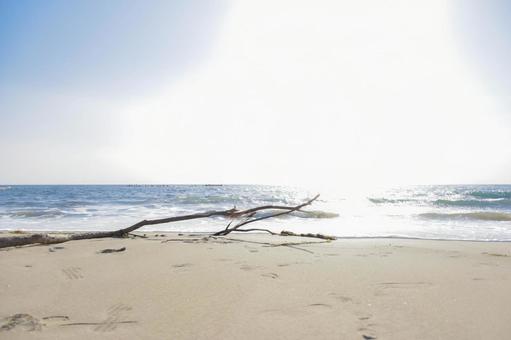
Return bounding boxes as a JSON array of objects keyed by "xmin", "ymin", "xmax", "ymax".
[
  {"xmin": 279, "ymin": 230, "xmax": 337, "ymax": 241},
  {"xmin": 235, "ymin": 228, "xmax": 278, "ymax": 235},
  {"xmin": 0, "ymin": 194, "xmax": 325, "ymax": 249},
  {"xmin": 0, "ymin": 210, "xmax": 239, "ymax": 249},
  {"xmin": 213, "ymin": 194, "xmax": 320, "ymax": 236}
]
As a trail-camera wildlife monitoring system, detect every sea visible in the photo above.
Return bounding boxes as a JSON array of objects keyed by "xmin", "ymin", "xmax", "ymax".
[{"xmin": 0, "ymin": 184, "xmax": 510, "ymax": 241}]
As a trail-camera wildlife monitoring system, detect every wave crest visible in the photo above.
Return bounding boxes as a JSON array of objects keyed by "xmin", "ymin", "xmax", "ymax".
[
  {"xmin": 419, "ymin": 212, "xmax": 511, "ymax": 222},
  {"xmin": 9, "ymin": 210, "xmax": 67, "ymax": 218},
  {"xmin": 295, "ymin": 210, "xmax": 339, "ymax": 219},
  {"xmin": 368, "ymin": 198, "xmax": 414, "ymax": 204},
  {"xmin": 433, "ymin": 199, "xmax": 511, "ymax": 209},
  {"xmin": 469, "ymin": 190, "xmax": 511, "ymax": 200}
]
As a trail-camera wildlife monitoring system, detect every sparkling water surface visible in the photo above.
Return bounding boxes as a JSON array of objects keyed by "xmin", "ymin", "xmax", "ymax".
[{"xmin": 1, "ymin": 184, "xmax": 510, "ymax": 241}]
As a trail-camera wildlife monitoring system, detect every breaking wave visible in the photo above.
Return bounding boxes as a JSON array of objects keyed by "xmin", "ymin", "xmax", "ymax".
[
  {"xmin": 368, "ymin": 198, "xmax": 415, "ymax": 204},
  {"xmin": 294, "ymin": 210, "xmax": 339, "ymax": 219},
  {"xmin": 468, "ymin": 191, "xmax": 511, "ymax": 200},
  {"xmin": 369, "ymin": 196, "xmax": 511, "ymax": 209},
  {"xmin": 419, "ymin": 212, "xmax": 511, "ymax": 222},
  {"xmin": 8, "ymin": 210, "xmax": 67, "ymax": 218},
  {"xmin": 7, "ymin": 209, "xmax": 89, "ymax": 218},
  {"xmin": 433, "ymin": 199, "xmax": 511, "ymax": 209}
]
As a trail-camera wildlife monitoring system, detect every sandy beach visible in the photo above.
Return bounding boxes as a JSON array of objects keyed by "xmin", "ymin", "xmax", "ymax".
[{"xmin": 1, "ymin": 232, "xmax": 510, "ymax": 339}]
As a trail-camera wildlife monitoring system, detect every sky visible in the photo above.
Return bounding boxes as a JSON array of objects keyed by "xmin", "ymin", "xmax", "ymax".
[{"xmin": 0, "ymin": 0, "xmax": 510, "ymax": 187}]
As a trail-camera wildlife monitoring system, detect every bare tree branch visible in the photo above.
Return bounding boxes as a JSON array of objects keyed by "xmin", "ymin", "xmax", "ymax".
[
  {"xmin": 0, "ymin": 194, "xmax": 323, "ymax": 249},
  {"xmin": 234, "ymin": 228, "xmax": 277, "ymax": 235},
  {"xmin": 213, "ymin": 194, "xmax": 320, "ymax": 236}
]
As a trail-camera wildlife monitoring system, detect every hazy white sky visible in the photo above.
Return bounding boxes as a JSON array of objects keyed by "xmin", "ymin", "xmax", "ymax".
[{"xmin": 1, "ymin": 0, "xmax": 510, "ymax": 186}]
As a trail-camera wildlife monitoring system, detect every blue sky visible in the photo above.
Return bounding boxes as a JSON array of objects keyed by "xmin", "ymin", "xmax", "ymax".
[
  {"xmin": 454, "ymin": 0, "xmax": 511, "ymax": 96},
  {"xmin": 0, "ymin": 1, "xmax": 510, "ymax": 185},
  {"xmin": 0, "ymin": 0, "xmax": 226, "ymax": 96}
]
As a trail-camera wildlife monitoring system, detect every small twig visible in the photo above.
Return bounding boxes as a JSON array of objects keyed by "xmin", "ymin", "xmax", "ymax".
[
  {"xmin": 161, "ymin": 238, "xmax": 205, "ymax": 243},
  {"xmin": 224, "ymin": 220, "xmax": 233, "ymax": 231},
  {"xmin": 128, "ymin": 233, "xmax": 148, "ymax": 239},
  {"xmin": 234, "ymin": 228, "xmax": 277, "ymax": 235},
  {"xmin": 42, "ymin": 316, "xmax": 69, "ymax": 320},
  {"xmin": 60, "ymin": 321, "xmax": 137, "ymax": 327},
  {"xmin": 280, "ymin": 230, "xmax": 336, "ymax": 241},
  {"xmin": 98, "ymin": 247, "xmax": 126, "ymax": 254}
]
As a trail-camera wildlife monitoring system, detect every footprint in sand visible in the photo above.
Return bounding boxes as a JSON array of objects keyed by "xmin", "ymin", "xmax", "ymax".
[
  {"xmin": 107, "ymin": 303, "xmax": 133, "ymax": 315},
  {"xmin": 62, "ymin": 267, "xmax": 83, "ymax": 280},
  {"xmin": 244, "ymin": 246, "xmax": 259, "ymax": 253},
  {"xmin": 55, "ymin": 304, "xmax": 136, "ymax": 331},
  {"xmin": 240, "ymin": 264, "xmax": 260, "ymax": 271},
  {"xmin": 358, "ymin": 317, "xmax": 378, "ymax": 339},
  {"xmin": 482, "ymin": 252, "xmax": 509, "ymax": 257},
  {"xmin": 377, "ymin": 282, "xmax": 432, "ymax": 289},
  {"xmin": 0, "ymin": 314, "xmax": 75, "ymax": 332},
  {"xmin": 307, "ymin": 303, "xmax": 332, "ymax": 308},
  {"xmin": 328, "ymin": 293, "xmax": 353, "ymax": 303},
  {"xmin": 261, "ymin": 273, "xmax": 279, "ymax": 279},
  {"xmin": 94, "ymin": 304, "xmax": 134, "ymax": 332},
  {"xmin": 172, "ymin": 263, "xmax": 193, "ymax": 269},
  {"xmin": 93, "ymin": 317, "xmax": 132, "ymax": 332},
  {"xmin": 0, "ymin": 314, "xmax": 42, "ymax": 332}
]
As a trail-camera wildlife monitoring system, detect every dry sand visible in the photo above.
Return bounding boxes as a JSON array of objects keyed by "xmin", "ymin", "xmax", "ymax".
[{"xmin": 0, "ymin": 232, "xmax": 510, "ymax": 339}]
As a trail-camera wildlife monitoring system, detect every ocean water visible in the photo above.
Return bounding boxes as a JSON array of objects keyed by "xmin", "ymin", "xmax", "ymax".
[{"xmin": 0, "ymin": 184, "xmax": 510, "ymax": 241}]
